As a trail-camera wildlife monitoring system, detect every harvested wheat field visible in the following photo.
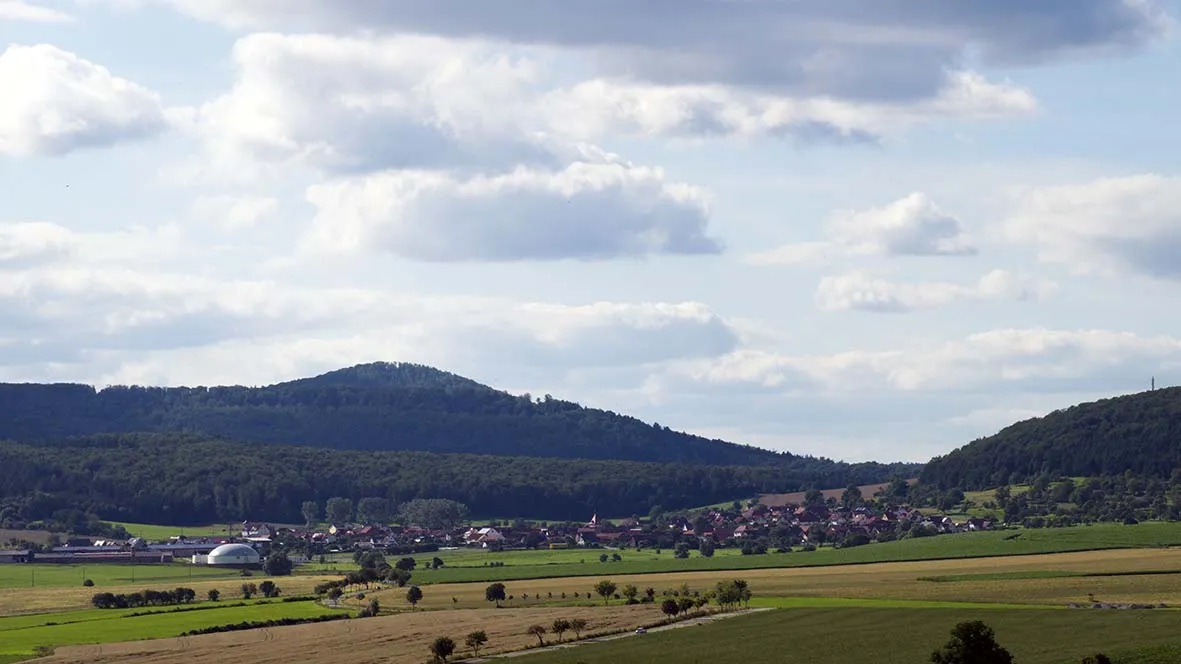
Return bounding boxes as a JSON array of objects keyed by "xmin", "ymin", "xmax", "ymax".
[
  {"xmin": 369, "ymin": 548, "xmax": 1181, "ymax": 612},
  {"xmin": 0, "ymin": 575, "xmax": 342, "ymax": 617},
  {"xmin": 36, "ymin": 605, "xmax": 664, "ymax": 664}
]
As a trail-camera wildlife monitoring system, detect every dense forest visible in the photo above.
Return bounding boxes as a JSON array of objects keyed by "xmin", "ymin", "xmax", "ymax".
[
  {"xmin": 0, "ymin": 433, "xmax": 917, "ymax": 526},
  {"xmin": 921, "ymin": 387, "xmax": 1181, "ymax": 490},
  {"xmin": 1, "ymin": 361, "xmax": 854, "ymax": 466}
]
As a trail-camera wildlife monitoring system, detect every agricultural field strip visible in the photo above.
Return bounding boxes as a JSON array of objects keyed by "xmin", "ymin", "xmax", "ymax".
[
  {"xmin": 0, "ymin": 600, "xmax": 346, "ymax": 658},
  {"xmin": 512, "ymin": 606, "xmax": 1181, "ymax": 664}
]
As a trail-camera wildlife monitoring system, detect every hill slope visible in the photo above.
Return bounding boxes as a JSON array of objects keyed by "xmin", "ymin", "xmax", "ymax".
[
  {"xmin": 0, "ymin": 362, "xmax": 913, "ymax": 470},
  {"xmin": 921, "ymin": 387, "xmax": 1181, "ymax": 489}
]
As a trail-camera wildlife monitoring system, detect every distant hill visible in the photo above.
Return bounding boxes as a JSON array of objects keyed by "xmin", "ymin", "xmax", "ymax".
[
  {"xmin": 0, "ymin": 362, "xmax": 918, "ymax": 472},
  {"xmin": 921, "ymin": 388, "xmax": 1181, "ymax": 489}
]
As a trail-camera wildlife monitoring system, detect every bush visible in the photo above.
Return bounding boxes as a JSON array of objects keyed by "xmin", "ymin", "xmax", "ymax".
[{"xmin": 82, "ymin": 578, "xmax": 94, "ymax": 587}]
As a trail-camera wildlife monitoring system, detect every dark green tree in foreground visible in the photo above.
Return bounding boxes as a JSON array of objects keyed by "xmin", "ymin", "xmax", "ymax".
[
  {"xmin": 485, "ymin": 582, "xmax": 507, "ymax": 608},
  {"xmin": 430, "ymin": 636, "xmax": 455, "ymax": 663},
  {"xmin": 930, "ymin": 621, "xmax": 1014, "ymax": 664},
  {"xmin": 406, "ymin": 585, "xmax": 423, "ymax": 608}
]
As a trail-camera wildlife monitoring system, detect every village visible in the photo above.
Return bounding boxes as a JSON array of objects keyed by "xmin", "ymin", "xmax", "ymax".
[{"xmin": 0, "ymin": 499, "xmax": 995, "ymax": 566}]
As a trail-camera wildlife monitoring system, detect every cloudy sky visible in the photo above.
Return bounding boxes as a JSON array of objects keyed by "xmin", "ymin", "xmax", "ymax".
[{"xmin": 3, "ymin": 1, "xmax": 1180, "ymax": 463}]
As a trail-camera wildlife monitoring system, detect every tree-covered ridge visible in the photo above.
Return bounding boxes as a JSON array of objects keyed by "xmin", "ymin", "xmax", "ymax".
[
  {"xmin": 921, "ymin": 387, "xmax": 1181, "ymax": 490},
  {"xmin": 0, "ymin": 362, "xmax": 844, "ymax": 466},
  {"xmin": 280, "ymin": 362, "xmax": 492, "ymax": 392},
  {"xmin": 0, "ymin": 433, "xmax": 917, "ymax": 526}
]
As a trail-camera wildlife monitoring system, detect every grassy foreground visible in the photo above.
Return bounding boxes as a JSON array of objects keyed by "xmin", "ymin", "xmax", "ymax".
[
  {"xmin": 0, "ymin": 600, "xmax": 344, "ymax": 661},
  {"xmin": 519, "ymin": 607, "xmax": 1181, "ymax": 664}
]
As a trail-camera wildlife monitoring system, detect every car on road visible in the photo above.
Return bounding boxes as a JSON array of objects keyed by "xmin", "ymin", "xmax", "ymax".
[{"xmin": 635, "ymin": 627, "xmax": 647, "ymax": 634}]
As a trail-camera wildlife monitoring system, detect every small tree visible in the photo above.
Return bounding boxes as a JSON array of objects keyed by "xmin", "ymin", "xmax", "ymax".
[
  {"xmin": 327, "ymin": 587, "xmax": 343, "ymax": 601},
  {"xmin": 930, "ymin": 621, "xmax": 1014, "ymax": 664},
  {"xmin": 622, "ymin": 584, "xmax": 639, "ymax": 603},
  {"xmin": 661, "ymin": 598, "xmax": 679, "ymax": 617},
  {"xmin": 1081, "ymin": 656, "xmax": 1112, "ymax": 664},
  {"xmin": 432, "ymin": 556, "xmax": 445, "ymax": 569},
  {"xmin": 430, "ymin": 636, "xmax": 456, "ymax": 663},
  {"xmin": 699, "ymin": 539, "xmax": 715, "ymax": 557},
  {"xmin": 259, "ymin": 580, "xmax": 280, "ymax": 598},
  {"xmin": 570, "ymin": 618, "xmax": 588, "ymax": 639},
  {"xmin": 594, "ymin": 580, "xmax": 617, "ymax": 606},
  {"xmin": 396, "ymin": 557, "xmax": 417, "ymax": 571},
  {"xmin": 406, "ymin": 585, "xmax": 424, "ymax": 608},
  {"xmin": 465, "ymin": 631, "xmax": 488, "ymax": 657},
  {"xmin": 677, "ymin": 597, "xmax": 695, "ymax": 614},
  {"xmin": 486, "ymin": 582, "xmax": 507, "ymax": 608},
  {"xmin": 240, "ymin": 583, "xmax": 257, "ymax": 599},
  {"xmin": 599, "ymin": 553, "xmax": 609, "ymax": 563},
  {"xmin": 552, "ymin": 618, "xmax": 571, "ymax": 642},
  {"xmin": 207, "ymin": 589, "xmax": 220, "ymax": 602},
  {"xmin": 527, "ymin": 624, "xmax": 546, "ymax": 646}
]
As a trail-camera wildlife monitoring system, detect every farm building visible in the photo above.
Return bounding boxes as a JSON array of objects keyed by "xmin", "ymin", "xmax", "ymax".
[{"xmin": 192, "ymin": 543, "xmax": 260, "ymax": 567}]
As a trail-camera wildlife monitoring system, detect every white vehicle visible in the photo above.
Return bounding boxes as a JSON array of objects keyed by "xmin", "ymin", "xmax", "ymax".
[{"xmin": 634, "ymin": 627, "xmax": 647, "ymax": 634}]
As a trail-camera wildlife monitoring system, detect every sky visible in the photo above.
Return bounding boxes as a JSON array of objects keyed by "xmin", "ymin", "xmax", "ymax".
[{"xmin": 2, "ymin": 0, "xmax": 1180, "ymax": 463}]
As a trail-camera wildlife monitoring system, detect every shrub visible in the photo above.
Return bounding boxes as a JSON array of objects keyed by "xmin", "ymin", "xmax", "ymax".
[{"xmin": 82, "ymin": 578, "xmax": 94, "ymax": 587}]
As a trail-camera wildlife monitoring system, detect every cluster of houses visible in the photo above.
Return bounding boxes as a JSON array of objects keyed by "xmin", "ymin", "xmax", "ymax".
[
  {"xmin": 256, "ymin": 501, "xmax": 994, "ymax": 554},
  {"xmin": 0, "ymin": 502, "xmax": 995, "ymax": 565}
]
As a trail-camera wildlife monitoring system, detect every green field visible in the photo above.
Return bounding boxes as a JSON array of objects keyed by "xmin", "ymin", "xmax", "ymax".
[
  {"xmin": 108, "ymin": 522, "xmax": 235, "ymax": 540},
  {"xmin": 0, "ymin": 563, "xmax": 247, "ymax": 590},
  {"xmin": 0, "ymin": 599, "xmax": 345, "ymax": 660},
  {"xmin": 519, "ymin": 607, "xmax": 1181, "ymax": 664},
  {"xmin": 402, "ymin": 522, "xmax": 1181, "ymax": 585}
]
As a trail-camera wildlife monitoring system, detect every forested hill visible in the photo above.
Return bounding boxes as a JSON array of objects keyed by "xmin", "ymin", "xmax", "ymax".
[
  {"xmin": 922, "ymin": 387, "xmax": 1181, "ymax": 489},
  {"xmin": 0, "ymin": 362, "xmax": 907, "ymax": 469}
]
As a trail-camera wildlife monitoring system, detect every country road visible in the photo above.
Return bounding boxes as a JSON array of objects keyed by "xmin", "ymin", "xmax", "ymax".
[{"xmin": 469, "ymin": 607, "xmax": 772, "ymax": 661}]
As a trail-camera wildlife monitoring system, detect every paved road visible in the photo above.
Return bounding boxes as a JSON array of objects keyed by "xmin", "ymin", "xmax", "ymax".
[{"xmin": 469, "ymin": 608, "xmax": 772, "ymax": 661}]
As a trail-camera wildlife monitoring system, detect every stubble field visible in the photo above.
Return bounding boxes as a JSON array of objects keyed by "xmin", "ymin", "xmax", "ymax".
[{"xmin": 35, "ymin": 605, "xmax": 663, "ymax": 664}]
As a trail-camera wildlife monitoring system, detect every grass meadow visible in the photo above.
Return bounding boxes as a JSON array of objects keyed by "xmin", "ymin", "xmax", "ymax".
[
  {"xmin": 518, "ymin": 607, "xmax": 1181, "ymax": 664},
  {"xmin": 0, "ymin": 563, "xmax": 246, "ymax": 590}
]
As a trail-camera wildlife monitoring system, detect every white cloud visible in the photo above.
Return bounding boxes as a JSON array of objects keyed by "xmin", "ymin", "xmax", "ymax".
[
  {"xmin": 541, "ymin": 71, "xmax": 1036, "ymax": 143},
  {"xmin": 303, "ymin": 157, "xmax": 721, "ymax": 261},
  {"xmin": 182, "ymin": 32, "xmax": 553, "ymax": 178},
  {"xmin": 137, "ymin": 0, "xmax": 1170, "ymax": 101},
  {"xmin": 0, "ymin": 221, "xmax": 75, "ymax": 266},
  {"xmin": 664, "ymin": 328, "xmax": 1181, "ymax": 397},
  {"xmin": 747, "ymin": 192, "xmax": 976, "ymax": 266},
  {"xmin": 1006, "ymin": 173, "xmax": 1181, "ymax": 279},
  {"xmin": 0, "ymin": 44, "xmax": 168, "ymax": 157},
  {"xmin": 190, "ymin": 195, "xmax": 278, "ymax": 231},
  {"xmin": 0, "ymin": 258, "xmax": 740, "ymax": 384},
  {"xmin": 0, "ymin": 1, "xmax": 72, "ymax": 21},
  {"xmin": 815, "ymin": 269, "xmax": 1058, "ymax": 313}
]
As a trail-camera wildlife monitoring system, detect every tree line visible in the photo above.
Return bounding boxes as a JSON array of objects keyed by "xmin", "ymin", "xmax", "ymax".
[{"xmin": 0, "ymin": 433, "xmax": 912, "ymax": 526}]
